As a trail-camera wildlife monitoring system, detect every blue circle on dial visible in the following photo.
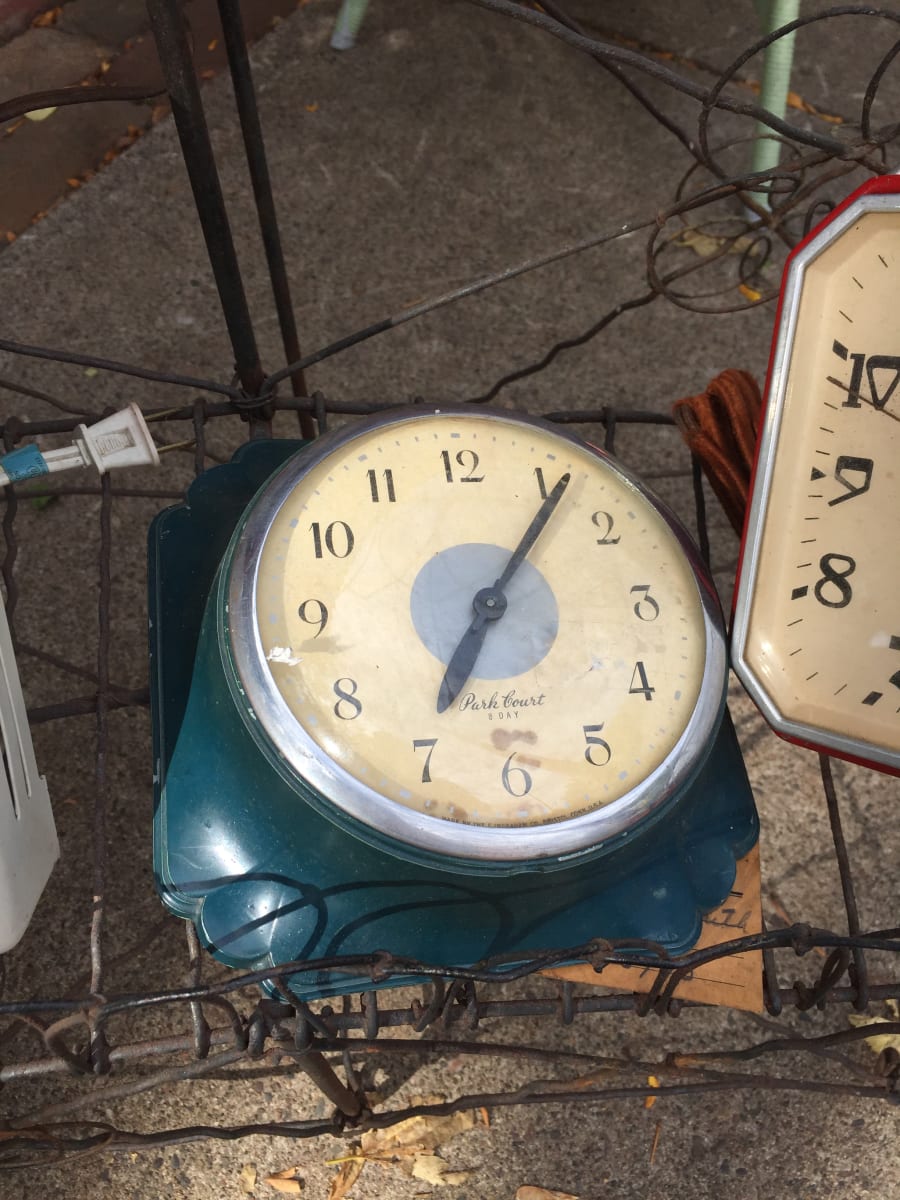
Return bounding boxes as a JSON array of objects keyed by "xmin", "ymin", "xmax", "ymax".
[{"xmin": 410, "ymin": 543, "xmax": 559, "ymax": 679}]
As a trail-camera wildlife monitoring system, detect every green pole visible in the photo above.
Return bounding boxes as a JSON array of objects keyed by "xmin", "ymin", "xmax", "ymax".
[
  {"xmin": 751, "ymin": 0, "xmax": 801, "ymax": 207},
  {"xmin": 331, "ymin": 0, "xmax": 370, "ymax": 50}
]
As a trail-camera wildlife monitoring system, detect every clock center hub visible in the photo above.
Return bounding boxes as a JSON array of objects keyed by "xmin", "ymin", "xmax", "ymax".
[{"xmin": 410, "ymin": 543, "xmax": 558, "ymax": 681}]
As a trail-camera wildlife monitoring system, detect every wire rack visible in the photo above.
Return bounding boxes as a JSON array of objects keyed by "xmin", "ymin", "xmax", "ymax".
[{"xmin": 1, "ymin": 0, "xmax": 899, "ymax": 1169}]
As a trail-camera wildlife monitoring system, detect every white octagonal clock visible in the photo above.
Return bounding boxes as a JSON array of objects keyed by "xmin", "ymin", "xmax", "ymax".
[{"xmin": 733, "ymin": 173, "xmax": 900, "ymax": 774}]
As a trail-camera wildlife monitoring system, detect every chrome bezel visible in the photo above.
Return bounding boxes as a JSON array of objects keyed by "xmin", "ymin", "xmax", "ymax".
[
  {"xmin": 732, "ymin": 191, "xmax": 900, "ymax": 771},
  {"xmin": 225, "ymin": 404, "xmax": 727, "ymax": 864}
]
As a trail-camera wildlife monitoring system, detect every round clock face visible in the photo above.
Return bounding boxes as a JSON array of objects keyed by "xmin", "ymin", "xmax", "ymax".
[
  {"xmin": 733, "ymin": 181, "xmax": 900, "ymax": 773},
  {"xmin": 226, "ymin": 406, "xmax": 725, "ymax": 866}
]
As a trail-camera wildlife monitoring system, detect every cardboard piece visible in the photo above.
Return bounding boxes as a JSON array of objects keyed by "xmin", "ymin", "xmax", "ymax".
[{"xmin": 545, "ymin": 844, "xmax": 764, "ymax": 1013}]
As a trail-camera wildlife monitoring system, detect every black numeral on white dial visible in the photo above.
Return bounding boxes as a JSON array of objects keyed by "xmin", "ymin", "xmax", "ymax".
[
  {"xmin": 367, "ymin": 468, "xmax": 396, "ymax": 503},
  {"xmin": 592, "ymin": 511, "xmax": 620, "ymax": 545},
  {"xmin": 311, "ymin": 521, "xmax": 354, "ymax": 559},
  {"xmin": 814, "ymin": 553, "xmax": 856, "ymax": 609},
  {"xmin": 628, "ymin": 661, "xmax": 655, "ymax": 700},
  {"xmin": 582, "ymin": 724, "xmax": 612, "ymax": 766},
  {"xmin": 413, "ymin": 737, "xmax": 437, "ymax": 782},
  {"xmin": 829, "ymin": 456, "xmax": 873, "ymax": 506},
  {"xmin": 333, "ymin": 677, "xmax": 362, "ymax": 719},
  {"xmin": 298, "ymin": 598, "xmax": 328, "ymax": 637},
  {"xmin": 501, "ymin": 753, "xmax": 532, "ymax": 796},
  {"xmin": 832, "ymin": 341, "xmax": 900, "ymax": 411},
  {"xmin": 630, "ymin": 584, "xmax": 660, "ymax": 621},
  {"xmin": 441, "ymin": 449, "xmax": 484, "ymax": 483}
]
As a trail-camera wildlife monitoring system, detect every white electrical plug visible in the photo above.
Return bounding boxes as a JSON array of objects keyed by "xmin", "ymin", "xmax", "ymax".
[{"xmin": 0, "ymin": 403, "xmax": 159, "ymax": 486}]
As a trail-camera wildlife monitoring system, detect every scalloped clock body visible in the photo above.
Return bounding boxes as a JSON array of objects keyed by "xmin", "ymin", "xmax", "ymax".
[{"xmin": 150, "ymin": 409, "xmax": 758, "ymax": 1000}]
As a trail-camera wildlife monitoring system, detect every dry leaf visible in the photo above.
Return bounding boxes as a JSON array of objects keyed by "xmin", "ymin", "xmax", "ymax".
[
  {"xmin": 410, "ymin": 1154, "xmax": 471, "ymax": 1187},
  {"xmin": 327, "ymin": 1156, "xmax": 363, "ymax": 1200},
  {"xmin": 649, "ymin": 1120, "xmax": 663, "ymax": 1166},
  {"xmin": 676, "ymin": 228, "xmax": 758, "ymax": 261},
  {"xmin": 265, "ymin": 1166, "xmax": 304, "ymax": 1194},
  {"xmin": 239, "ymin": 1162, "xmax": 257, "ymax": 1193},
  {"xmin": 359, "ymin": 1100, "xmax": 476, "ymax": 1158},
  {"xmin": 515, "ymin": 1188, "xmax": 580, "ymax": 1200},
  {"xmin": 25, "ymin": 107, "xmax": 56, "ymax": 122},
  {"xmin": 848, "ymin": 999, "xmax": 900, "ymax": 1056},
  {"xmin": 32, "ymin": 7, "xmax": 62, "ymax": 27},
  {"xmin": 356, "ymin": 1098, "xmax": 478, "ymax": 1186}
]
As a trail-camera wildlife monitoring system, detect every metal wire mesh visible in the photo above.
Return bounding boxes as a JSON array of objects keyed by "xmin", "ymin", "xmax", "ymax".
[{"xmin": 1, "ymin": 0, "xmax": 899, "ymax": 1168}]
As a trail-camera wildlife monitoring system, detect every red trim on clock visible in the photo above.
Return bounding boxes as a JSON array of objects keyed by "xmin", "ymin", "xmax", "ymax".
[{"xmin": 732, "ymin": 173, "xmax": 900, "ymax": 774}]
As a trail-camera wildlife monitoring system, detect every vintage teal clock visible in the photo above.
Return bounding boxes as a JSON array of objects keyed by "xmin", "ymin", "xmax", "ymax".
[{"xmin": 150, "ymin": 405, "xmax": 758, "ymax": 999}]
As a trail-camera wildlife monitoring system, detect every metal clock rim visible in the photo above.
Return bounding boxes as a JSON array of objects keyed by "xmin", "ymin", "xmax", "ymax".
[
  {"xmin": 731, "ymin": 190, "xmax": 900, "ymax": 772},
  {"xmin": 223, "ymin": 403, "xmax": 729, "ymax": 865}
]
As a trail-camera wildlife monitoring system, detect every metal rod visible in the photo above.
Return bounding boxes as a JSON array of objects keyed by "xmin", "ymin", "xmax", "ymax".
[
  {"xmin": 216, "ymin": 0, "xmax": 315, "ymax": 438},
  {"xmin": 88, "ymin": 473, "xmax": 113, "ymax": 1076},
  {"xmin": 294, "ymin": 1049, "xmax": 362, "ymax": 1117},
  {"xmin": 4, "ymin": 980, "xmax": 900, "ymax": 1084},
  {"xmin": 144, "ymin": 0, "xmax": 265, "ymax": 399},
  {"xmin": 820, "ymin": 755, "xmax": 869, "ymax": 1010}
]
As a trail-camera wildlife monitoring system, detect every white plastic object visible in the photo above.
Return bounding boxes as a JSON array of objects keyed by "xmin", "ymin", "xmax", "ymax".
[
  {"xmin": 53, "ymin": 403, "xmax": 160, "ymax": 475},
  {"xmin": 0, "ymin": 597, "xmax": 57, "ymax": 953},
  {"xmin": 0, "ymin": 404, "xmax": 159, "ymax": 487}
]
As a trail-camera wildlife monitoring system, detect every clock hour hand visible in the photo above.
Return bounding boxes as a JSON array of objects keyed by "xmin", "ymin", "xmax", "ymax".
[
  {"xmin": 437, "ymin": 586, "xmax": 506, "ymax": 713},
  {"xmin": 436, "ymin": 472, "xmax": 570, "ymax": 713}
]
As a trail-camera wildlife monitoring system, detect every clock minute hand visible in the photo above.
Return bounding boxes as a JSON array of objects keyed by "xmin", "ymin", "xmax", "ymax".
[
  {"xmin": 494, "ymin": 471, "xmax": 571, "ymax": 592},
  {"xmin": 436, "ymin": 472, "xmax": 570, "ymax": 714}
]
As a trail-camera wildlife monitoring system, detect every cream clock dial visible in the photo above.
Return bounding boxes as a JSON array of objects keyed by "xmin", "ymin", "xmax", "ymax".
[
  {"xmin": 226, "ymin": 405, "xmax": 726, "ymax": 866},
  {"xmin": 733, "ymin": 176, "xmax": 900, "ymax": 773}
]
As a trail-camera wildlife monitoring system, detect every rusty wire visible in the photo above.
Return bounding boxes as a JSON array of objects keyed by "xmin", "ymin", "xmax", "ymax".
[{"xmin": 1, "ymin": 0, "xmax": 900, "ymax": 1167}]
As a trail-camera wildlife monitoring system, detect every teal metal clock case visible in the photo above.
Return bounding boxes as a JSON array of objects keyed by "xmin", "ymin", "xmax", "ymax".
[{"xmin": 149, "ymin": 406, "xmax": 758, "ymax": 1001}]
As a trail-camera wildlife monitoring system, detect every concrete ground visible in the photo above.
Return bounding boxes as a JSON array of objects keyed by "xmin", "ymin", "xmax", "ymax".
[{"xmin": 1, "ymin": 1, "xmax": 899, "ymax": 1197}]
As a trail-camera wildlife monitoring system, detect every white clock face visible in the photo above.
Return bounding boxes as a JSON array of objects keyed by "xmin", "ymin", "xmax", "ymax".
[
  {"xmin": 734, "ymin": 198, "xmax": 900, "ymax": 771},
  {"xmin": 229, "ymin": 408, "xmax": 725, "ymax": 862}
]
